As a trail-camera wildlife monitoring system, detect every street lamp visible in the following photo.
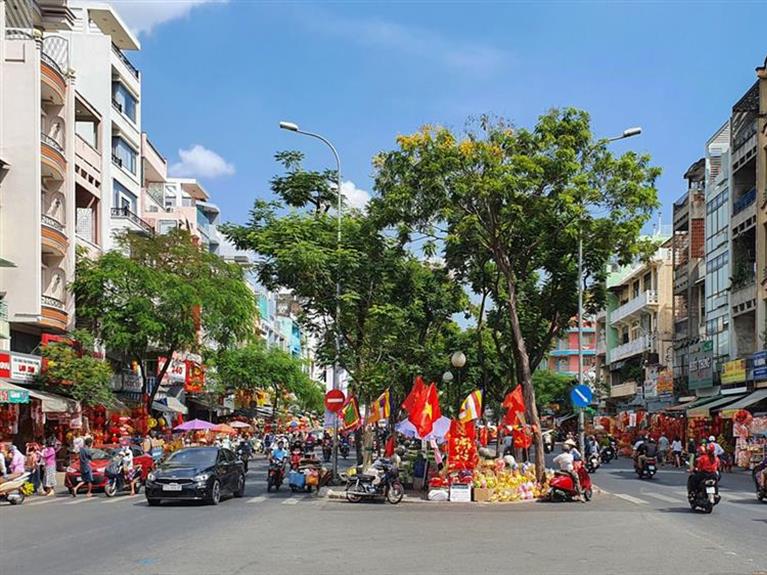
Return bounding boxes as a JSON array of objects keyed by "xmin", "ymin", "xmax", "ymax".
[
  {"xmin": 450, "ymin": 351, "xmax": 466, "ymax": 414},
  {"xmin": 280, "ymin": 120, "xmax": 343, "ymax": 479},
  {"xmin": 442, "ymin": 371, "xmax": 454, "ymax": 384},
  {"xmin": 576, "ymin": 126, "xmax": 643, "ymax": 455}
]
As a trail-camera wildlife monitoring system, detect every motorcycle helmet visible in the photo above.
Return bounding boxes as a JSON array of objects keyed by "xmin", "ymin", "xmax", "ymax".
[
  {"xmin": 707, "ymin": 443, "xmax": 717, "ymax": 455},
  {"xmin": 708, "ymin": 435, "xmax": 716, "ymax": 443}
]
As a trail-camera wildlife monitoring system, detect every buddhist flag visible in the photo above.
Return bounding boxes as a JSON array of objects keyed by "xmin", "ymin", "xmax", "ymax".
[
  {"xmin": 458, "ymin": 390, "xmax": 483, "ymax": 423},
  {"xmin": 502, "ymin": 385, "xmax": 526, "ymax": 426},
  {"xmin": 409, "ymin": 382, "xmax": 441, "ymax": 438},
  {"xmin": 341, "ymin": 396, "xmax": 361, "ymax": 431},
  {"xmin": 367, "ymin": 389, "xmax": 391, "ymax": 424}
]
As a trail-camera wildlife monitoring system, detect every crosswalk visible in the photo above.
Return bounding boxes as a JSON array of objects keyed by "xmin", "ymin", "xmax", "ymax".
[
  {"xmin": 609, "ymin": 488, "xmax": 765, "ymax": 510},
  {"xmin": 19, "ymin": 492, "xmax": 325, "ymax": 509}
]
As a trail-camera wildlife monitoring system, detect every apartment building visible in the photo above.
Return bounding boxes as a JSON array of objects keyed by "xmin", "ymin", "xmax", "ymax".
[
  {"xmin": 604, "ymin": 240, "xmax": 674, "ymax": 408},
  {"xmin": 546, "ymin": 318, "xmax": 596, "ymax": 379},
  {"xmin": 0, "ymin": 0, "xmax": 77, "ymax": 352},
  {"xmin": 671, "ymin": 159, "xmax": 706, "ymax": 394}
]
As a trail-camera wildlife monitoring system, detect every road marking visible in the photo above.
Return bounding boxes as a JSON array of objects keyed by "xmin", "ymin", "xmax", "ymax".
[
  {"xmin": 281, "ymin": 497, "xmax": 299, "ymax": 505},
  {"xmin": 614, "ymin": 493, "xmax": 649, "ymax": 505},
  {"xmin": 63, "ymin": 496, "xmax": 98, "ymax": 505},
  {"xmin": 26, "ymin": 497, "xmax": 58, "ymax": 506},
  {"xmin": 645, "ymin": 492, "xmax": 681, "ymax": 504},
  {"xmin": 103, "ymin": 494, "xmax": 141, "ymax": 504},
  {"xmin": 247, "ymin": 496, "xmax": 265, "ymax": 504}
]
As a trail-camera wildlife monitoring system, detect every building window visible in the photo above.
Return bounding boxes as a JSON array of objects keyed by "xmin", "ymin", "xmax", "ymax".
[
  {"xmin": 632, "ymin": 281, "xmax": 640, "ymax": 299},
  {"xmin": 112, "ymin": 136, "xmax": 137, "ymax": 175},
  {"xmin": 643, "ymin": 272, "xmax": 652, "ymax": 292},
  {"xmin": 112, "ymin": 82, "xmax": 137, "ymax": 123},
  {"xmin": 113, "ymin": 180, "xmax": 137, "ymax": 213},
  {"xmin": 158, "ymin": 219, "xmax": 177, "ymax": 235}
]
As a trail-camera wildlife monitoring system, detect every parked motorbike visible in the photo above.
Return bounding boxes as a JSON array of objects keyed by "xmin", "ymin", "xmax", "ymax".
[
  {"xmin": 339, "ymin": 442, "xmax": 350, "ymax": 459},
  {"xmin": 345, "ymin": 460, "xmax": 404, "ymax": 504},
  {"xmin": 322, "ymin": 442, "xmax": 332, "ymax": 463},
  {"xmin": 547, "ymin": 462, "xmax": 592, "ymax": 502},
  {"xmin": 0, "ymin": 471, "xmax": 31, "ymax": 505},
  {"xmin": 585, "ymin": 453, "xmax": 601, "ymax": 474},
  {"xmin": 635, "ymin": 457, "xmax": 657, "ymax": 479},
  {"xmin": 688, "ymin": 475, "xmax": 720, "ymax": 513},
  {"xmin": 267, "ymin": 460, "xmax": 285, "ymax": 492},
  {"xmin": 105, "ymin": 462, "xmax": 143, "ymax": 497},
  {"xmin": 600, "ymin": 445, "xmax": 615, "ymax": 464}
]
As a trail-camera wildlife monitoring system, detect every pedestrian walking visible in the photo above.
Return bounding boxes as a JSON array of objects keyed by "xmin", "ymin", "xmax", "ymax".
[
  {"xmin": 72, "ymin": 437, "xmax": 95, "ymax": 497},
  {"xmin": 9, "ymin": 445, "xmax": 25, "ymax": 474},
  {"xmin": 41, "ymin": 439, "xmax": 58, "ymax": 496},
  {"xmin": 657, "ymin": 433, "xmax": 669, "ymax": 466},
  {"xmin": 671, "ymin": 436, "xmax": 683, "ymax": 468}
]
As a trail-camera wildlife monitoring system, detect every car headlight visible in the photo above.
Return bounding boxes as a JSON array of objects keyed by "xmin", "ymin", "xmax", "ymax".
[
  {"xmin": 147, "ymin": 472, "xmax": 156, "ymax": 482},
  {"xmin": 193, "ymin": 473, "xmax": 211, "ymax": 482}
]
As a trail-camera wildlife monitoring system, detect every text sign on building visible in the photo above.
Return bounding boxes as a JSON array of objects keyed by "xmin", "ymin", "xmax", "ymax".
[
  {"xmin": 688, "ymin": 341, "xmax": 713, "ymax": 390},
  {"xmin": 0, "ymin": 352, "xmax": 42, "ymax": 384},
  {"xmin": 656, "ymin": 369, "xmax": 674, "ymax": 396},
  {"xmin": 751, "ymin": 351, "xmax": 767, "ymax": 381},
  {"xmin": 0, "ymin": 389, "xmax": 29, "ymax": 403},
  {"xmin": 721, "ymin": 358, "xmax": 746, "ymax": 385}
]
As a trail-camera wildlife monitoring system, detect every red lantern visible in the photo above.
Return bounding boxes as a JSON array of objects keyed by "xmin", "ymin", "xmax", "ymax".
[{"xmin": 733, "ymin": 409, "xmax": 753, "ymax": 426}]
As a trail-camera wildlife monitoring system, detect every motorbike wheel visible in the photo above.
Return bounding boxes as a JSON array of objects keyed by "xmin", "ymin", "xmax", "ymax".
[
  {"xmin": 583, "ymin": 488, "xmax": 592, "ymax": 502},
  {"xmin": 9, "ymin": 492, "xmax": 25, "ymax": 505},
  {"xmin": 702, "ymin": 501, "xmax": 713, "ymax": 514},
  {"xmin": 386, "ymin": 481, "xmax": 404, "ymax": 504},
  {"xmin": 104, "ymin": 480, "xmax": 117, "ymax": 498},
  {"xmin": 346, "ymin": 484, "xmax": 363, "ymax": 503},
  {"xmin": 267, "ymin": 477, "xmax": 273, "ymax": 493}
]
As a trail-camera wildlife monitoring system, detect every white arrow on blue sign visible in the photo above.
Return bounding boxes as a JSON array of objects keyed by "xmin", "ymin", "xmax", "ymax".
[{"xmin": 570, "ymin": 384, "xmax": 593, "ymax": 408}]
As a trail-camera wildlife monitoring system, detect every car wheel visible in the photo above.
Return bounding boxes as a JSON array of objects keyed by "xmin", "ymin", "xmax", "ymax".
[
  {"xmin": 146, "ymin": 498, "xmax": 161, "ymax": 507},
  {"xmin": 208, "ymin": 480, "xmax": 221, "ymax": 505},
  {"xmin": 234, "ymin": 475, "xmax": 245, "ymax": 498}
]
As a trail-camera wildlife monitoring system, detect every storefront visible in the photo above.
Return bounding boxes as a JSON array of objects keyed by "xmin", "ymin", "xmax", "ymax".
[{"xmin": 716, "ymin": 389, "xmax": 767, "ymax": 468}]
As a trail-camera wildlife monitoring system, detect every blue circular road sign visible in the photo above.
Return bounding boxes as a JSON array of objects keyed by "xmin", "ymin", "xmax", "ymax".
[{"xmin": 570, "ymin": 384, "xmax": 593, "ymax": 408}]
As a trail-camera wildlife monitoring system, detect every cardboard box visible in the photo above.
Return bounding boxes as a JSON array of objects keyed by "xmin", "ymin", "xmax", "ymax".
[
  {"xmin": 472, "ymin": 487, "xmax": 494, "ymax": 502},
  {"xmin": 449, "ymin": 484, "xmax": 472, "ymax": 503}
]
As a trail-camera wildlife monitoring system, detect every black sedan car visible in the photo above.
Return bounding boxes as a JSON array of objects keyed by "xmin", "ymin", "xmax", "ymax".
[{"xmin": 145, "ymin": 446, "xmax": 245, "ymax": 506}]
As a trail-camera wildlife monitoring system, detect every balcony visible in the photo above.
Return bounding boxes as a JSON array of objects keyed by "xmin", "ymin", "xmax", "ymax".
[
  {"xmin": 41, "ymin": 215, "xmax": 68, "ymax": 256},
  {"xmin": 596, "ymin": 338, "xmax": 606, "ymax": 356},
  {"xmin": 41, "ymin": 295, "xmax": 68, "ymax": 331},
  {"xmin": 731, "ymin": 274, "xmax": 756, "ymax": 317},
  {"xmin": 608, "ymin": 335, "xmax": 651, "ymax": 363},
  {"xmin": 112, "ymin": 43, "xmax": 139, "ymax": 80},
  {"xmin": 610, "ymin": 381, "xmax": 637, "ymax": 398},
  {"xmin": 41, "ymin": 132, "xmax": 66, "ymax": 180},
  {"xmin": 674, "ymin": 266, "xmax": 689, "ymax": 294},
  {"xmin": 733, "ymin": 188, "xmax": 756, "ymax": 216},
  {"xmin": 609, "ymin": 290, "xmax": 658, "ymax": 326},
  {"xmin": 110, "ymin": 206, "xmax": 153, "ymax": 235}
]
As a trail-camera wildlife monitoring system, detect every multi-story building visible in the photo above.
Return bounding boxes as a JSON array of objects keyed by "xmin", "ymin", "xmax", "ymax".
[
  {"xmin": 1, "ymin": 0, "xmax": 77, "ymax": 352},
  {"xmin": 672, "ymin": 159, "xmax": 706, "ymax": 394},
  {"xmin": 604, "ymin": 240, "xmax": 674, "ymax": 409},
  {"xmin": 546, "ymin": 318, "xmax": 596, "ymax": 379},
  {"xmin": 758, "ymin": 59, "xmax": 767, "ymax": 367}
]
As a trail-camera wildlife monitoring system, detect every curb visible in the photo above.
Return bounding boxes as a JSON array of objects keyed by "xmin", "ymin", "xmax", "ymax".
[{"xmin": 324, "ymin": 489, "xmax": 543, "ymax": 505}]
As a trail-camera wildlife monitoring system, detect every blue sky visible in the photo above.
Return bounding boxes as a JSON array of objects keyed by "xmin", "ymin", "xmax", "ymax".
[{"xmin": 116, "ymin": 1, "xmax": 766, "ymax": 227}]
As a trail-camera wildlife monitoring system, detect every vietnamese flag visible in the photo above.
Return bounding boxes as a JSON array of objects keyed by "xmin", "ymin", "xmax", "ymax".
[
  {"xmin": 409, "ymin": 382, "xmax": 441, "ymax": 438},
  {"xmin": 502, "ymin": 385, "xmax": 526, "ymax": 426},
  {"xmin": 402, "ymin": 376, "xmax": 427, "ymax": 414}
]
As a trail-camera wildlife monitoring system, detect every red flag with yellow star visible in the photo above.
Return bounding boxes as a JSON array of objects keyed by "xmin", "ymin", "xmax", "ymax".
[{"xmin": 408, "ymin": 382, "xmax": 441, "ymax": 438}]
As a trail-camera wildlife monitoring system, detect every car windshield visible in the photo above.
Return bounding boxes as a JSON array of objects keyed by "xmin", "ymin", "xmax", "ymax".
[{"xmin": 164, "ymin": 448, "xmax": 217, "ymax": 467}]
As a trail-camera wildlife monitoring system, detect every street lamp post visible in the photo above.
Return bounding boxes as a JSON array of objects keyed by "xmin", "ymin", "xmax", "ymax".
[
  {"xmin": 450, "ymin": 351, "xmax": 466, "ymax": 415},
  {"xmin": 577, "ymin": 127, "xmax": 642, "ymax": 456},
  {"xmin": 280, "ymin": 121, "xmax": 343, "ymax": 480}
]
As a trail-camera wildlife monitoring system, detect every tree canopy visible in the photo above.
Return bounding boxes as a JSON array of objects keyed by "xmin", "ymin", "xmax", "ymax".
[{"xmin": 372, "ymin": 110, "xmax": 660, "ymax": 478}]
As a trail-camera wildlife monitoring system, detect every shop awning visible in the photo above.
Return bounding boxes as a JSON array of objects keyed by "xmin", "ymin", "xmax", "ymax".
[
  {"xmin": 152, "ymin": 396, "xmax": 188, "ymax": 415},
  {"xmin": 717, "ymin": 389, "xmax": 767, "ymax": 417},
  {"xmin": 665, "ymin": 395, "xmax": 718, "ymax": 413},
  {"xmin": 0, "ymin": 380, "xmax": 30, "ymax": 403},
  {"xmin": 687, "ymin": 394, "xmax": 746, "ymax": 418},
  {"xmin": 27, "ymin": 389, "xmax": 80, "ymax": 413}
]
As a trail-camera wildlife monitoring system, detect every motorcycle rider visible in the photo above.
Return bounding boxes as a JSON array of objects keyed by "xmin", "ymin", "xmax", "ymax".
[
  {"xmin": 636, "ymin": 436, "xmax": 658, "ymax": 473},
  {"xmin": 553, "ymin": 439, "xmax": 583, "ymax": 501},
  {"xmin": 270, "ymin": 440, "xmax": 287, "ymax": 464},
  {"xmin": 585, "ymin": 435, "xmax": 599, "ymax": 458},
  {"xmin": 707, "ymin": 435, "xmax": 725, "ymax": 457},
  {"xmin": 687, "ymin": 443, "xmax": 720, "ymax": 497}
]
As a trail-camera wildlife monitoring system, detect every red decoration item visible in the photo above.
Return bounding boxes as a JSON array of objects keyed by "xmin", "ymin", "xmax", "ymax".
[
  {"xmin": 448, "ymin": 419, "xmax": 478, "ymax": 471},
  {"xmin": 734, "ymin": 409, "xmax": 753, "ymax": 426}
]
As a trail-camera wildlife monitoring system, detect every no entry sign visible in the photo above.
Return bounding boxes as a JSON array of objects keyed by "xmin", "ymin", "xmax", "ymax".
[{"xmin": 324, "ymin": 389, "xmax": 346, "ymax": 413}]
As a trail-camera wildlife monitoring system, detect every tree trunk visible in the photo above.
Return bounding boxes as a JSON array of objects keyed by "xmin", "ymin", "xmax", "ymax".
[{"xmin": 504, "ymin": 275, "xmax": 546, "ymax": 482}]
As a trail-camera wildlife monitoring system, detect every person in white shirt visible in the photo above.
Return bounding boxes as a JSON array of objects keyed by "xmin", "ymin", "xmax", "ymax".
[
  {"xmin": 671, "ymin": 437, "xmax": 683, "ymax": 468},
  {"xmin": 121, "ymin": 445, "xmax": 136, "ymax": 495},
  {"xmin": 708, "ymin": 436, "xmax": 725, "ymax": 457},
  {"xmin": 553, "ymin": 440, "xmax": 582, "ymax": 500}
]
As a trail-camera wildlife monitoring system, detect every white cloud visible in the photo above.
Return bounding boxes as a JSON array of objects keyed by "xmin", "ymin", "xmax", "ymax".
[
  {"xmin": 169, "ymin": 145, "xmax": 235, "ymax": 179},
  {"xmin": 341, "ymin": 180, "xmax": 370, "ymax": 211},
  {"xmin": 93, "ymin": 1, "xmax": 226, "ymax": 35},
  {"xmin": 303, "ymin": 11, "xmax": 509, "ymax": 76}
]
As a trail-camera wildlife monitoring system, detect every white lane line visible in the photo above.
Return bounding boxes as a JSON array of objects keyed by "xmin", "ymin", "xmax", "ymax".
[
  {"xmin": 281, "ymin": 497, "xmax": 299, "ymax": 505},
  {"xmin": 63, "ymin": 496, "xmax": 98, "ymax": 505},
  {"xmin": 26, "ymin": 497, "xmax": 59, "ymax": 506},
  {"xmin": 614, "ymin": 493, "xmax": 649, "ymax": 505},
  {"xmin": 103, "ymin": 494, "xmax": 141, "ymax": 504},
  {"xmin": 672, "ymin": 490, "xmax": 688, "ymax": 496},
  {"xmin": 645, "ymin": 492, "xmax": 681, "ymax": 504},
  {"xmin": 247, "ymin": 496, "xmax": 265, "ymax": 504}
]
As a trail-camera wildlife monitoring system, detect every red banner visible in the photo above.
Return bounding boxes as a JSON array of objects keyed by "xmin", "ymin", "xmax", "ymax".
[
  {"xmin": 184, "ymin": 361, "xmax": 205, "ymax": 393},
  {"xmin": 448, "ymin": 419, "xmax": 478, "ymax": 472}
]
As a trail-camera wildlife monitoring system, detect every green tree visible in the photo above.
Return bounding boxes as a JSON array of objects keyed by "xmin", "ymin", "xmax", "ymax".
[
  {"xmin": 372, "ymin": 110, "xmax": 659, "ymax": 478},
  {"xmin": 213, "ymin": 341, "xmax": 323, "ymax": 415},
  {"xmin": 73, "ymin": 229, "xmax": 257, "ymax": 409},
  {"xmin": 532, "ymin": 369, "xmax": 575, "ymax": 408},
  {"xmin": 38, "ymin": 330, "xmax": 114, "ymax": 407},
  {"xmin": 222, "ymin": 159, "xmax": 465, "ymax": 410}
]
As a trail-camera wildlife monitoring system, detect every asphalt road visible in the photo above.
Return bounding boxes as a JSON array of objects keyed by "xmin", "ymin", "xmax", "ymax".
[{"xmin": 1, "ymin": 451, "xmax": 766, "ymax": 575}]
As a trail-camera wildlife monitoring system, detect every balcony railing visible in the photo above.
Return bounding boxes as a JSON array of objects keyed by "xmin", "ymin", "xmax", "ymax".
[
  {"xmin": 609, "ymin": 290, "xmax": 658, "ymax": 325},
  {"xmin": 112, "ymin": 43, "xmax": 139, "ymax": 79},
  {"xmin": 41, "ymin": 132, "xmax": 64, "ymax": 155},
  {"xmin": 111, "ymin": 206, "xmax": 153, "ymax": 235},
  {"xmin": 41, "ymin": 294, "xmax": 65, "ymax": 310},
  {"xmin": 608, "ymin": 335, "xmax": 651, "ymax": 363},
  {"xmin": 41, "ymin": 214, "xmax": 65, "ymax": 232},
  {"xmin": 0, "ymin": 299, "xmax": 8, "ymax": 321},
  {"xmin": 112, "ymin": 98, "xmax": 123, "ymax": 113},
  {"xmin": 732, "ymin": 187, "xmax": 756, "ymax": 216}
]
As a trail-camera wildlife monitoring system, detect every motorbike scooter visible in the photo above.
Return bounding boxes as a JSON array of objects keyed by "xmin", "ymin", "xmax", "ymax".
[
  {"xmin": 585, "ymin": 452, "xmax": 601, "ymax": 474},
  {"xmin": 635, "ymin": 456, "xmax": 658, "ymax": 479},
  {"xmin": 339, "ymin": 441, "xmax": 350, "ymax": 459},
  {"xmin": 0, "ymin": 471, "xmax": 32, "ymax": 505},
  {"xmin": 321, "ymin": 441, "xmax": 332, "ymax": 463},
  {"xmin": 753, "ymin": 458, "xmax": 766, "ymax": 503},
  {"xmin": 688, "ymin": 475, "xmax": 720, "ymax": 513},
  {"xmin": 345, "ymin": 460, "xmax": 404, "ymax": 504},
  {"xmin": 105, "ymin": 461, "xmax": 143, "ymax": 497},
  {"xmin": 547, "ymin": 462, "xmax": 592, "ymax": 502},
  {"xmin": 267, "ymin": 459, "xmax": 285, "ymax": 492},
  {"xmin": 600, "ymin": 445, "xmax": 615, "ymax": 464}
]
